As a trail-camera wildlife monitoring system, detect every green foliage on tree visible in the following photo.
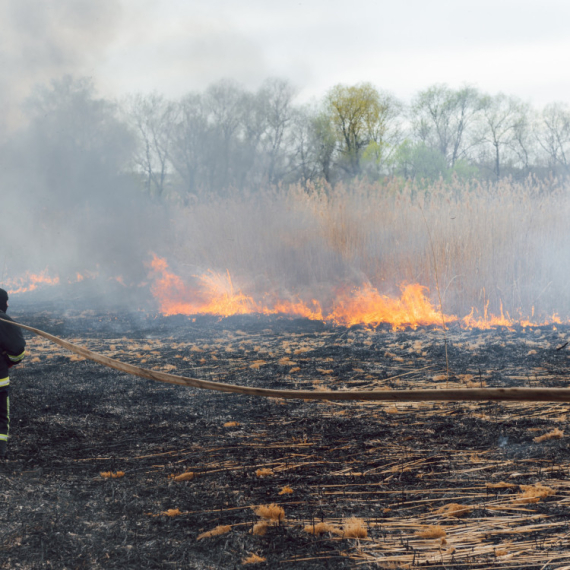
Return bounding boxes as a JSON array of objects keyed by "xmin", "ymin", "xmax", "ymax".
[{"xmin": 324, "ymin": 83, "xmax": 399, "ymax": 178}]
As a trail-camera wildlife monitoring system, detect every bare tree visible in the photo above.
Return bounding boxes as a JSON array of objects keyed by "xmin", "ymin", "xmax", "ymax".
[
  {"xmin": 285, "ymin": 105, "xmax": 321, "ymax": 183},
  {"xmin": 204, "ymin": 79, "xmax": 246, "ymax": 190},
  {"xmin": 124, "ymin": 93, "xmax": 177, "ymax": 197},
  {"xmin": 234, "ymin": 89, "xmax": 269, "ymax": 188},
  {"xmin": 169, "ymin": 93, "xmax": 210, "ymax": 195},
  {"xmin": 510, "ymin": 105, "xmax": 535, "ymax": 176},
  {"xmin": 257, "ymin": 78, "xmax": 297, "ymax": 184},
  {"xmin": 534, "ymin": 102, "xmax": 570, "ymax": 176},
  {"xmin": 412, "ymin": 84, "xmax": 481, "ymax": 167},
  {"xmin": 475, "ymin": 93, "xmax": 528, "ymax": 179}
]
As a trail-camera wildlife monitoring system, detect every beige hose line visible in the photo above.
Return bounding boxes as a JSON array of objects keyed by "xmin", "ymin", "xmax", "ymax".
[{"xmin": 5, "ymin": 317, "xmax": 570, "ymax": 403}]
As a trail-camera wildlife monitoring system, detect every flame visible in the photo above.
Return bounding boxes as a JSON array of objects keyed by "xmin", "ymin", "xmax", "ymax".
[
  {"xmin": 148, "ymin": 254, "xmax": 329, "ymax": 321},
  {"xmin": 5, "ymin": 255, "xmax": 565, "ymax": 331},
  {"xmin": 328, "ymin": 283, "xmax": 454, "ymax": 329},
  {"xmin": 461, "ymin": 301, "xmax": 513, "ymax": 329},
  {"xmin": 150, "ymin": 255, "xmax": 553, "ymax": 330},
  {"xmin": 267, "ymin": 298, "xmax": 324, "ymax": 321},
  {"xmin": 148, "ymin": 255, "xmax": 260, "ymax": 316},
  {"xmin": 5, "ymin": 269, "xmax": 100, "ymax": 294},
  {"xmin": 4, "ymin": 269, "xmax": 60, "ymax": 294}
]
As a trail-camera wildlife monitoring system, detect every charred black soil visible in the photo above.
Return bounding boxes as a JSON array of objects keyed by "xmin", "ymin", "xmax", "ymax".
[{"xmin": 2, "ymin": 310, "xmax": 570, "ymax": 569}]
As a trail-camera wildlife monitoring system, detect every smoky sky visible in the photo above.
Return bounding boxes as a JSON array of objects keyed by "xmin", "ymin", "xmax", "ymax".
[
  {"xmin": 90, "ymin": 0, "xmax": 570, "ymax": 105},
  {"xmin": 0, "ymin": 0, "xmax": 122, "ymax": 131},
  {"xmin": 2, "ymin": 0, "xmax": 570, "ymax": 118}
]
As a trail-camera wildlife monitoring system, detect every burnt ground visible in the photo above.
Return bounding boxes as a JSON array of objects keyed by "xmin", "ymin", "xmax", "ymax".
[{"xmin": 2, "ymin": 309, "xmax": 570, "ymax": 569}]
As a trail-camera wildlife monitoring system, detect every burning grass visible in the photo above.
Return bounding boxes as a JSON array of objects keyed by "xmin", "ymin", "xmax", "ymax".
[{"xmin": 143, "ymin": 179, "xmax": 570, "ymax": 329}]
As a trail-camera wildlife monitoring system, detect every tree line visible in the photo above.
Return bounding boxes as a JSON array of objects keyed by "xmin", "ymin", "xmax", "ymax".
[{"xmin": 5, "ymin": 75, "xmax": 570, "ymax": 201}]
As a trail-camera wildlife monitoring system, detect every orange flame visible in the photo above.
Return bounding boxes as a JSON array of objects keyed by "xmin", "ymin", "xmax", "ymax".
[
  {"xmin": 5, "ymin": 269, "xmax": 100, "ymax": 294},
  {"xmin": 461, "ymin": 301, "xmax": 513, "ymax": 329},
  {"xmin": 149, "ymin": 255, "xmax": 551, "ymax": 329},
  {"xmin": 6, "ymin": 256, "xmax": 564, "ymax": 331},
  {"xmin": 4, "ymin": 269, "xmax": 60, "ymax": 294},
  {"xmin": 148, "ymin": 255, "xmax": 260, "ymax": 316},
  {"xmin": 328, "ymin": 283, "xmax": 455, "ymax": 329}
]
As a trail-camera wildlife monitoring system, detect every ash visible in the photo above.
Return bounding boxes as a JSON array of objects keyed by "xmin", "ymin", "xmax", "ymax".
[{"xmin": 2, "ymin": 310, "xmax": 570, "ymax": 569}]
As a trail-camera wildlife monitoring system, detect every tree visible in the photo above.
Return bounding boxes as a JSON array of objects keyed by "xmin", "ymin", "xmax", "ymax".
[
  {"xmin": 393, "ymin": 141, "xmax": 448, "ymax": 181},
  {"xmin": 169, "ymin": 92, "xmax": 210, "ymax": 195},
  {"xmin": 324, "ymin": 83, "xmax": 400, "ymax": 178},
  {"xmin": 534, "ymin": 102, "xmax": 570, "ymax": 176},
  {"xmin": 257, "ymin": 78, "xmax": 297, "ymax": 184},
  {"xmin": 411, "ymin": 84, "xmax": 481, "ymax": 167},
  {"xmin": 510, "ymin": 106, "xmax": 535, "ymax": 176},
  {"xmin": 22, "ymin": 75, "xmax": 134, "ymax": 204},
  {"xmin": 474, "ymin": 93, "xmax": 529, "ymax": 179},
  {"xmin": 204, "ymin": 79, "xmax": 246, "ymax": 190},
  {"xmin": 124, "ymin": 93, "xmax": 177, "ymax": 197}
]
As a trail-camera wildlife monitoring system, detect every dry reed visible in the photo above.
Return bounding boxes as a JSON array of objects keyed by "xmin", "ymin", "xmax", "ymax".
[
  {"xmin": 100, "ymin": 471, "xmax": 125, "ymax": 479},
  {"xmin": 172, "ymin": 472, "xmax": 194, "ymax": 482},
  {"xmin": 242, "ymin": 553, "xmax": 266, "ymax": 564},
  {"xmin": 415, "ymin": 525, "xmax": 447, "ymax": 539},
  {"xmin": 169, "ymin": 178, "xmax": 570, "ymax": 322},
  {"xmin": 515, "ymin": 483, "xmax": 555, "ymax": 503},
  {"xmin": 434, "ymin": 503, "xmax": 473, "ymax": 517},
  {"xmin": 342, "ymin": 517, "xmax": 367, "ymax": 538},
  {"xmin": 254, "ymin": 504, "xmax": 285, "ymax": 522},
  {"xmin": 252, "ymin": 521, "xmax": 268, "ymax": 536},
  {"xmin": 304, "ymin": 522, "xmax": 340, "ymax": 536},
  {"xmin": 533, "ymin": 428, "xmax": 564, "ymax": 442},
  {"xmin": 196, "ymin": 525, "xmax": 231, "ymax": 540}
]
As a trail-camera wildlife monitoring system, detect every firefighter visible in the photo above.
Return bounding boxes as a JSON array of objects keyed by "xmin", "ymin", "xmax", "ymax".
[{"xmin": 0, "ymin": 288, "xmax": 26, "ymax": 460}]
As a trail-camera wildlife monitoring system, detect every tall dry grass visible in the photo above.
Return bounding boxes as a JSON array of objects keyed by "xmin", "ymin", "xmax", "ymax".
[{"xmin": 169, "ymin": 177, "xmax": 570, "ymax": 320}]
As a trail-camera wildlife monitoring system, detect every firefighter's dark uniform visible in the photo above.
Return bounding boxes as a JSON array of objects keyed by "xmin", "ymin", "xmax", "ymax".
[{"xmin": 0, "ymin": 292, "xmax": 26, "ymax": 459}]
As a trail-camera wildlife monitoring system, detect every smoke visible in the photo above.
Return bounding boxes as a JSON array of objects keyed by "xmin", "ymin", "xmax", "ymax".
[
  {"xmin": 0, "ymin": 0, "xmax": 122, "ymax": 132},
  {"xmin": 0, "ymin": 73, "xmax": 169, "ymax": 306},
  {"xmin": 0, "ymin": 2, "xmax": 175, "ymax": 307}
]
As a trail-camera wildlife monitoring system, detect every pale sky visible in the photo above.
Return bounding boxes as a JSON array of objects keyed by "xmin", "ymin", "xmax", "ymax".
[{"xmin": 2, "ymin": 0, "xmax": 570, "ymax": 112}]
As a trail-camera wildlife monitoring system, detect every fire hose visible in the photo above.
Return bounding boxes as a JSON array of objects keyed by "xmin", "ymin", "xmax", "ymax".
[{"xmin": 5, "ymin": 318, "xmax": 570, "ymax": 403}]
